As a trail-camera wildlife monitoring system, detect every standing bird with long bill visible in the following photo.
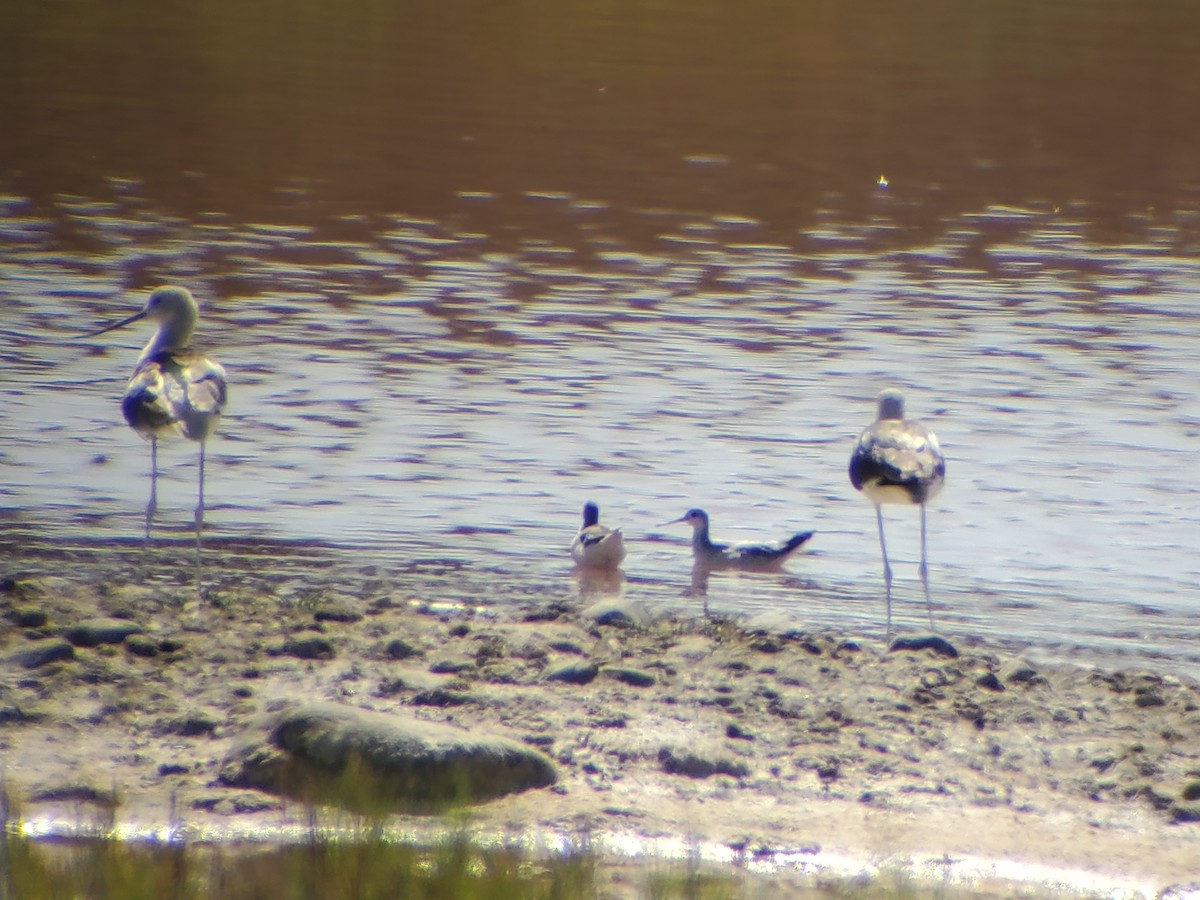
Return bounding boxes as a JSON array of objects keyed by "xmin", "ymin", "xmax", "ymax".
[
  {"xmin": 85, "ymin": 286, "xmax": 227, "ymax": 547},
  {"xmin": 663, "ymin": 508, "xmax": 813, "ymax": 571},
  {"xmin": 849, "ymin": 388, "xmax": 945, "ymax": 634}
]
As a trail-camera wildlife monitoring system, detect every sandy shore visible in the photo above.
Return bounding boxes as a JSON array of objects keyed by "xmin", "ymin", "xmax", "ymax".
[{"xmin": 1, "ymin": 535, "xmax": 1198, "ymax": 895}]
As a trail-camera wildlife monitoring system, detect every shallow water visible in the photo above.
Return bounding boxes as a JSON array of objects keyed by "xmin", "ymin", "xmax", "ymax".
[{"xmin": 2, "ymin": 0, "xmax": 1199, "ymax": 671}]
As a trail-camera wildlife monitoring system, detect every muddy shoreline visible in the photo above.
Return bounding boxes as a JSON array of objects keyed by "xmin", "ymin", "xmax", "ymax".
[{"xmin": 2, "ymin": 536, "xmax": 1198, "ymax": 895}]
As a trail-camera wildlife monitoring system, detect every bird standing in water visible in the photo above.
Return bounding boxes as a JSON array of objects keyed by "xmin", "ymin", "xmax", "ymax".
[
  {"xmin": 86, "ymin": 286, "xmax": 227, "ymax": 547},
  {"xmin": 849, "ymin": 388, "xmax": 945, "ymax": 633},
  {"xmin": 663, "ymin": 508, "xmax": 813, "ymax": 571},
  {"xmin": 570, "ymin": 500, "xmax": 626, "ymax": 569}
]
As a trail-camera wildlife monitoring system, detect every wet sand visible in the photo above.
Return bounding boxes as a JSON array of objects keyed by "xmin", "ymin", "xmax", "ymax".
[{"xmin": 1, "ymin": 537, "xmax": 1198, "ymax": 896}]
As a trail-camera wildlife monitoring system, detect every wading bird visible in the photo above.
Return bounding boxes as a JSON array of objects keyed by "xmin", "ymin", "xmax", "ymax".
[
  {"xmin": 85, "ymin": 286, "xmax": 227, "ymax": 547},
  {"xmin": 569, "ymin": 500, "xmax": 626, "ymax": 569},
  {"xmin": 849, "ymin": 388, "xmax": 945, "ymax": 633},
  {"xmin": 662, "ymin": 508, "xmax": 813, "ymax": 571}
]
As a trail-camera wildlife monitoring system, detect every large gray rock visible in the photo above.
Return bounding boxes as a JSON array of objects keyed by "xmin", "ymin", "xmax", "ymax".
[{"xmin": 220, "ymin": 704, "xmax": 556, "ymax": 814}]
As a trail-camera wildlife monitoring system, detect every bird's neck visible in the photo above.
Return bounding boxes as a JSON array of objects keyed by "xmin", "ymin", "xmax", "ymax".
[{"xmin": 139, "ymin": 321, "xmax": 195, "ymax": 364}]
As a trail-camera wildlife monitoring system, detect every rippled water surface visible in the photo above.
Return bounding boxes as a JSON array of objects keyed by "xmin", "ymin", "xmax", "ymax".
[{"xmin": 2, "ymin": 0, "xmax": 1199, "ymax": 670}]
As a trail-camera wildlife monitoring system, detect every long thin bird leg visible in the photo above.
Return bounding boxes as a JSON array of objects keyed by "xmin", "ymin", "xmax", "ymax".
[
  {"xmin": 145, "ymin": 436, "xmax": 158, "ymax": 545},
  {"xmin": 919, "ymin": 503, "xmax": 935, "ymax": 632},
  {"xmin": 195, "ymin": 441, "xmax": 206, "ymax": 550},
  {"xmin": 193, "ymin": 441, "xmax": 207, "ymax": 595},
  {"xmin": 875, "ymin": 504, "xmax": 893, "ymax": 637}
]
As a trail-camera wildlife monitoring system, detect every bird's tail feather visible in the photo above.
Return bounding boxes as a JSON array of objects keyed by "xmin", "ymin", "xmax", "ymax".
[{"xmin": 783, "ymin": 531, "xmax": 814, "ymax": 554}]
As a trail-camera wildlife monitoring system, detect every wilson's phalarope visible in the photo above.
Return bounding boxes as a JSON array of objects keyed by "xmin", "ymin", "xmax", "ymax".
[
  {"xmin": 662, "ymin": 508, "xmax": 813, "ymax": 571},
  {"xmin": 85, "ymin": 286, "xmax": 227, "ymax": 547},
  {"xmin": 570, "ymin": 501, "xmax": 626, "ymax": 569},
  {"xmin": 849, "ymin": 388, "xmax": 945, "ymax": 633}
]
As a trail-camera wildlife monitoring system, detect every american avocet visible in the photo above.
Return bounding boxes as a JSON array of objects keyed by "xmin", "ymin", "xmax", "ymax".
[
  {"xmin": 85, "ymin": 286, "xmax": 227, "ymax": 546},
  {"xmin": 570, "ymin": 500, "xmax": 626, "ymax": 569},
  {"xmin": 849, "ymin": 388, "xmax": 945, "ymax": 633},
  {"xmin": 662, "ymin": 508, "xmax": 813, "ymax": 571}
]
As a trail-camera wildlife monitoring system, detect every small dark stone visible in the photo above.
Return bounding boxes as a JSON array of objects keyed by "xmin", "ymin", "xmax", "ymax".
[
  {"xmin": 314, "ymin": 606, "xmax": 363, "ymax": 624},
  {"xmin": 605, "ymin": 667, "xmax": 656, "ymax": 688},
  {"xmin": 1134, "ymin": 690, "xmax": 1166, "ymax": 708},
  {"xmin": 522, "ymin": 607, "xmax": 565, "ymax": 623},
  {"xmin": 474, "ymin": 639, "xmax": 505, "ymax": 664},
  {"xmin": 591, "ymin": 715, "xmax": 627, "ymax": 729},
  {"xmin": 126, "ymin": 636, "xmax": 160, "ymax": 658},
  {"xmin": 1171, "ymin": 804, "xmax": 1200, "ymax": 824},
  {"xmin": 749, "ymin": 637, "xmax": 783, "ymax": 654},
  {"xmin": 1182, "ymin": 781, "xmax": 1200, "ymax": 802},
  {"xmin": 9, "ymin": 607, "xmax": 48, "ymax": 628},
  {"xmin": 429, "ymin": 659, "xmax": 473, "ymax": 675},
  {"xmin": 888, "ymin": 635, "xmax": 959, "ymax": 658},
  {"xmin": 0, "ymin": 705, "xmax": 44, "ymax": 725},
  {"xmin": 592, "ymin": 609, "xmax": 631, "ymax": 628},
  {"xmin": 282, "ymin": 637, "xmax": 335, "ymax": 660},
  {"xmin": 158, "ymin": 638, "xmax": 186, "ymax": 654},
  {"xmin": 63, "ymin": 619, "xmax": 142, "ymax": 648},
  {"xmin": 409, "ymin": 688, "xmax": 471, "ymax": 707},
  {"xmin": 13, "ymin": 639, "xmax": 75, "ymax": 669},
  {"xmin": 545, "ymin": 661, "xmax": 600, "ymax": 685},
  {"xmin": 1000, "ymin": 659, "xmax": 1045, "ymax": 686},
  {"xmin": 374, "ymin": 678, "xmax": 407, "ymax": 697},
  {"xmin": 448, "ymin": 623, "xmax": 470, "ymax": 638},
  {"xmin": 230, "ymin": 793, "xmax": 283, "ymax": 814},
  {"xmin": 385, "ymin": 638, "xmax": 421, "ymax": 660},
  {"xmin": 726, "ymin": 723, "xmax": 755, "ymax": 741},
  {"xmin": 658, "ymin": 747, "xmax": 749, "ymax": 779},
  {"xmin": 158, "ymin": 763, "xmax": 190, "ymax": 776},
  {"xmin": 583, "ymin": 598, "xmax": 648, "ymax": 628},
  {"xmin": 921, "ymin": 668, "xmax": 950, "ymax": 689},
  {"xmin": 976, "ymin": 672, "xmax": 1005, "ymax": 692},
  {"xmin": 28, "ymin": 784, "xmax": 118, "ymax": 808},
  {"xmin": 816, "ymin": 760, "xmax": 840, "ymax": 781},
  {"xmin": 173, "ymin": 715, "xmax": 218, "ymax": 737}
]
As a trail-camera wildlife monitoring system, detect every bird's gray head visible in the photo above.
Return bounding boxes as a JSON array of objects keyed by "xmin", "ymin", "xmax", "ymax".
[
  {"xmin": 877, "ymin": 389, "xmax": 905, "ymax": 420},
  {"xmin": 144, "ymin": 286, "xmax": 199, "ymax": 323},
  {"xmin": 663, "ymin": 508, "xmax": 709, "ymax": 530},
  {"xmin": 82, "ymin": 285, "xmax": 201, "ymax": 343}
]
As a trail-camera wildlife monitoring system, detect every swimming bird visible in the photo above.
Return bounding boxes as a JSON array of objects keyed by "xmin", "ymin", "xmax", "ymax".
[
  {"xmin": 662, "ymin": 508, "xmax": 813, "ymax": 571},
  {"xmin": 85, "ymin": 286, "xmax": 227, "ymax": 546},
  {"xmin": 570, "ymin": 500, "xmax": 626, "ymax": 569},
  {"xmin": 849, "ymin": 388, "xmax": 945, "ymax": 633}
]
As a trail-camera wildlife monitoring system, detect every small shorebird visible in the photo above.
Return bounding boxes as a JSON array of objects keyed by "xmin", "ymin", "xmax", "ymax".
[
  {"xmin": 849, "ymin": 388, "xmax": 945, "ymax": 632},
  {"xmin": 85, "ymin": 286, "xmax": 227, "ymax": 546},
  {"xmin": 662, "ymin": 508, "xmax": 814, "ymax": 571},
  {"xmin": 570, "ymin": 501, "xmax": 626, "ymax": 569}
]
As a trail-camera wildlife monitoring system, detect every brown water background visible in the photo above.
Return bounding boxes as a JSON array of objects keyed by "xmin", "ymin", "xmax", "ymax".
[{"xmin": 2, "ymin": 1, "xmax": 1199, "ymax": 668}]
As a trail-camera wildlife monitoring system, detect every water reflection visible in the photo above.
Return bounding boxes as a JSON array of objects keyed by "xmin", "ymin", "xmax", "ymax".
[
  {"xmin": 574, "ymin": 567, "xmax": 626, "ymax": 602},
  {"xmin": 1, "ymin": 0, "xmax": 1198, "ymax": 669}
]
